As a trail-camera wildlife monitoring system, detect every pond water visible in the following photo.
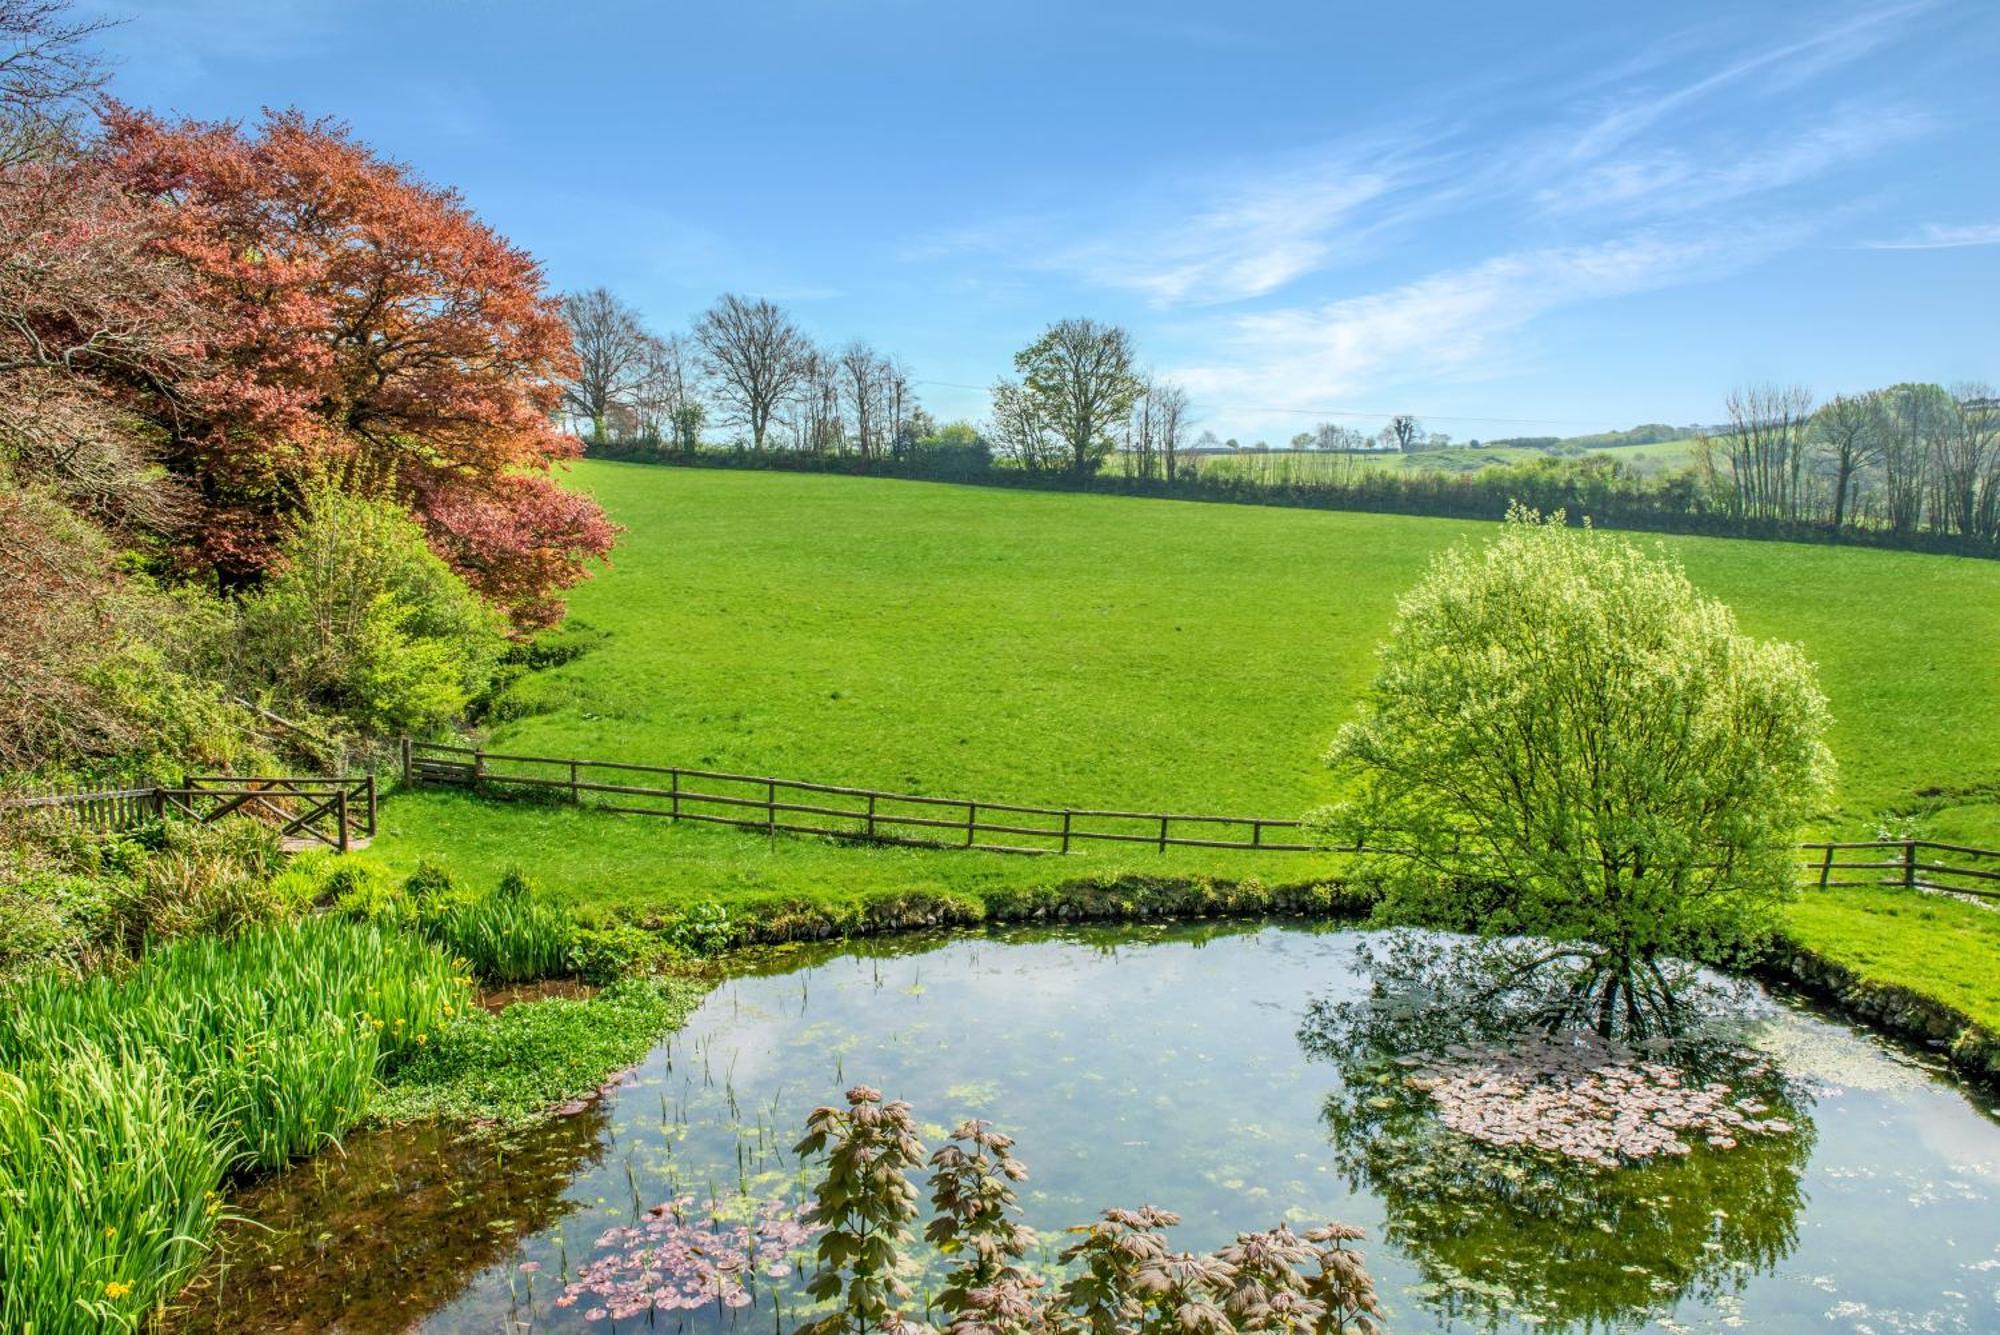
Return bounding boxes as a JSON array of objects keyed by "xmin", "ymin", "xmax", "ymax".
[{"xmin": 171, "ymin": 922, "xmax": 2000, "ymax": 1333}]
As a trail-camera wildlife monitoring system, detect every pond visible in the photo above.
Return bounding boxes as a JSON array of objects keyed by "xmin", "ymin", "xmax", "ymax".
[{"xmin": 170, "ymin": 922, "xmax": 2000, "ymax": 1332}]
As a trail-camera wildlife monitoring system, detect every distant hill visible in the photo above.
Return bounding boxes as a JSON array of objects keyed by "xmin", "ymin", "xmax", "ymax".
[{"xmin": 1484, "ymin": 423, "xmax": 1705, "ymax": 451}]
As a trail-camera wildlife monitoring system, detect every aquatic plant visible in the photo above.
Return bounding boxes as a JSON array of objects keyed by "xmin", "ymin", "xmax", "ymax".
[
  {"xmin": 0, "ymin": 1047, "xmax": 231, "ymax": 1333},
  {"xmin": 0, "ymin": 918, "xmax": 469, "ymax": 1332},
  {"xmin": 1402, "ymin": 1033, "xmax": 1795, "ymax": 1166},
  {"xmin": 795, "ymin": 1085, "xmax": 930, "ymax": 1335},
  {"xmin": 417, "ymin": 867, "xmax": 577, "ymax": 983},
  {"xmin": 554, "ymin": 1195, "xmax": 817, "ymax": 1320},
  {"xmin": 793, "ymin": 1086, "xmax": 1382, "ymax": 1335}
]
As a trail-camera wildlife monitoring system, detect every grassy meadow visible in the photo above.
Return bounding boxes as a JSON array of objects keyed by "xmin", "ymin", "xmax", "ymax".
[{"xmin": 364, "ymin": 463, "xmax": 2000, "ymax": 923}]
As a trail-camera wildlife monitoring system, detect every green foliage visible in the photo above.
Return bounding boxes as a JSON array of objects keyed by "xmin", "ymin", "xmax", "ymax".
[
  {"xmin": 0, "ymin": 816, "xmax": 298, "ymax": 980},
  {"xmin": 0, "ymin": 918, "xmax": 470, "ymax": 1331},
  {"xmin": 665, "ymin": 898, "xmax": 732, "ymax": 955},
  {"xmin": 1011, "ymin": 317, "xmax": 1143, "ymax": 473},
  {"xmin": 568, "ymin": 920, "xmax": 680, "ymax": 983},
  {"xmin": 1319, "ymin": 508, "xmax": 1835, "ymax": 1028},
  {"xmin": 417, "ymin": 868, "xmax": 577, "ymax": 983},
  {"xmin": 0, "ymin": 1049, "xmax": 232, "ymax": 1333},
  {"xmin": 372, "ymin": 976, "xmax": 705, "ymax": 1126},
  {"xmin": 235, "ymin": 486, "xmax": 504, "ymax": 738}
]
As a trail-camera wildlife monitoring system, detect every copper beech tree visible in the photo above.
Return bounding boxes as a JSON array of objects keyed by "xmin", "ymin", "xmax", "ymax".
[{"xmin": 93, "ymin": 107, "xmax": 613, "ymax": 627}]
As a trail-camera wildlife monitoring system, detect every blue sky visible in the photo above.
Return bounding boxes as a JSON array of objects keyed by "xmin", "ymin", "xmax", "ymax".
[{"xmin": 89, "ymin": 0, "xmax": 2000, "ymax": 442}]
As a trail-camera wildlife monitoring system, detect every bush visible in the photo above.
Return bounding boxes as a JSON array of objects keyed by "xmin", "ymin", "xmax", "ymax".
[
  {"xmin": 1318, "ymin": 507, "xmax": 1834, "ymax": 1033},
  {"xmin": 234, "ymin": 487, "xmax": 504, "ymax": 739}
]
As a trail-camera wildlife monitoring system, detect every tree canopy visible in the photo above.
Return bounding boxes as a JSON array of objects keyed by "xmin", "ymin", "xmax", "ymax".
[{"xmin": 1318, "ymin": 507, "xmax": 1834, "ymax": 1033}]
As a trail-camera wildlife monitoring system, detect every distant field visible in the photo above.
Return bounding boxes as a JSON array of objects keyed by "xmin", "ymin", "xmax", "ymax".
[
  {"xmin": 1181, "ymin": 437, "xmax": 1696, "ymax": 483},
  {"xmin": 362, "ymin": 464, "xmax": 2000, "ymax": 914}
]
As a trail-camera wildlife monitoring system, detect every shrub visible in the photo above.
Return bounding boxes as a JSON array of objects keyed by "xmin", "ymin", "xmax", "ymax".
[
  {"xmin": 234, "ymin": 486, "xmax": 504, "ymax": 739},
  {"xmin": 569, "ymin": 921, "xmax": 679, "ymax": 983},
  {"xmin": 1318, "ymin": 507, "xmax": 1835, "ymax": 1034}
]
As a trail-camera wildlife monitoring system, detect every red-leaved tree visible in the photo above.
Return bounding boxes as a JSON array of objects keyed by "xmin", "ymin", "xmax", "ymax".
[{"xmin": 94, "ymin": 106, "xmax": 612, "ymax": 627}]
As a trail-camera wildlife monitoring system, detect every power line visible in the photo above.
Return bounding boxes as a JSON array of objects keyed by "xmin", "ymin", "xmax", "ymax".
[{"xmin": 907, "ymin": 379, "xmax": 1627, "ymax": 430}]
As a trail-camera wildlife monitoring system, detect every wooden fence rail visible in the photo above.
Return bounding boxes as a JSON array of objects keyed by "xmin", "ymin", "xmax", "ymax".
[
  {"xmin": 402, "ymin": 739, "xmax": 1321, "ymax": 856},
  {"xmin": 1, "ymin": 775, "xmax": 376, "ymax": 851},
  {"xmin": 401, "ymin": 741, "xmax": 2000, "ymax": 901}
]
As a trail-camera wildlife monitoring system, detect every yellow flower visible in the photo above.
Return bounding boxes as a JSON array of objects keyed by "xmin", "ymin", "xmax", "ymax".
[
  {"xmin": 103, "ymin": 1226, "xmax": 117, "ymax": 1240},
  {"xmin": 104, "ymin": 1281, "xmax": 134, "ymax": 1300},
  {"xmin": 415, "ymin": 1032, "xmax": 428, "ymax": 1046}
]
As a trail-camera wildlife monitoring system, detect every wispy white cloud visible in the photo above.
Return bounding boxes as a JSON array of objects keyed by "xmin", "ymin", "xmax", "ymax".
[
  {"xmin": 1537, "ymin": 104, "xmax": 1932, "ymax": 217},
  {"xmin": 1169, "ymin": 229, "xmax": 1800, "ymax": 410},
  {"xmin": 1862, "ymin": 221, "xmax": 2000, "ymax": 250}
]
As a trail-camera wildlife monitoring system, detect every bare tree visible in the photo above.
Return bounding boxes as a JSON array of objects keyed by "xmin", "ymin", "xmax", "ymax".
[
  {"xmin": 693, "ymin": 294, "xmax": 810, "ymax": 450},
  {"xmin": 560, "ymin": 288, "xmax": 653, "ymax": 443},
  {"xmin": 631, "ymin": 332, "xmax": 704, "ymax": 451},
  {"xmin": 1012, "ymin": 317, "xmax": 1143, "ymax": 474},
  {"xmin": 837, "ymin": 339, "xmax": 893, "ymax": 460},
  {"xmin": 1698, "ymin": 385, "xmax": 1814, "ymax": 521},
  {"xmin": 988, "ymin": 377, "xmax": 1063, "ymax": 472},
  {"xmin": 1153, "ymin": 381, "xmax": 1191, "ymax": 482},
  {"xmin": 1937, "ymin": 383, "xmax": 1999, "ymax": 536},
  {"xmin": 1810, "ymin": 392, "xmax": 1882, "ymax": 530},
  {"xmin": 0, "ymin": 0, "xmax": 113, "ymax": 167},
  {"xmin": 1877, "ymin": 382, "xmax": 1953, "ymax": 535}
]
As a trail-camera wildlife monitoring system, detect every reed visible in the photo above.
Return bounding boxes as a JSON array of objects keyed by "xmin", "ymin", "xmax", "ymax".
[{"xmin": 0, "ymin": 919, "xmax": 473, "ymax": 1332}]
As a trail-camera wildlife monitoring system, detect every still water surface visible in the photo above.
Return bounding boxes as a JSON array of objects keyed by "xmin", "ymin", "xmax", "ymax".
[{"xmin": 176, "ymin": 922, "xmax": 2000, "ymax": 1332}]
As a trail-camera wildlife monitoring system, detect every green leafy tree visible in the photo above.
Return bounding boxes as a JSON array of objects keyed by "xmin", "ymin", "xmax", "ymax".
[
  {"xmin": 1317, "ymin": 508, "xmax": 1833, "ymax": 1033},
  {"xmin": 1011, "ymin": 318, "xmax": 1143, "ymax": 475},
  {"xmin": 235, "ymin": 487, "xmax": 503, "ymax": 739}
]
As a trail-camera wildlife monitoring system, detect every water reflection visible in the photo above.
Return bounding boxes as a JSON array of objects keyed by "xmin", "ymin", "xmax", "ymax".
[
  {"xmin": 174, "ymin": 923, "xmax": 2000, "ymax": 1334},
  {"xmin": 166, "ymin": 1104, "xmax": 612, "ymax": 1332},
  {"xmin": 1298, "ymin": 933, "xmax": 1815, "ymax": 1327}
]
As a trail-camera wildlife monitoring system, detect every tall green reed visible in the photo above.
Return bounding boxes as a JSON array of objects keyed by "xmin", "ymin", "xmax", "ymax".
[{"xmin": 0, "ymin": 918, "xmax": 474, "ymax": 1332}]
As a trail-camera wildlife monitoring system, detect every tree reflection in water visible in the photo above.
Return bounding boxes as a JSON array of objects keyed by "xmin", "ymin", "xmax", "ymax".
[{"xmin": 1298, "ymin": 933, "xmax": 1814, "ymax": 1330}]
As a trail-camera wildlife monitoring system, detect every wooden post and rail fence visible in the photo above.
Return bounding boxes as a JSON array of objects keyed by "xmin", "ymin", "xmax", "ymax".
[
  {"xmin": 6, "ymin": 741, "xmax": 1995, "ymax": 905},
  {"xmin": 0, "ymin": 775, "xmax": 376, "ymax": 852},
  {"xmin": 398, "ymin": 739, "xmax": 2000, "ymax": 902}
]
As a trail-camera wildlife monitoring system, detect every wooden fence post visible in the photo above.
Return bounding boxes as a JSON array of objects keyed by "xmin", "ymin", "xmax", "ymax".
[
  {"xmin": 866, "ymin": 792, "xmax": 877, "ymax": 841},
  {"xmin": 569, "ymin": 759, "xmax": 580, "ymax": 804},
  {"xmin": 363, "ymin": 774, "xmax": 377, "ymax": 838},
  {"xmin": 472, "ymin": 747, "xmax": 486, "ymax": 787},
  {"xmin": 1818, "ymin": 843, "xmax": 1834, "ymax": 889},
  {"xmin": 1157, "ymin": 815, "xmax": 1169, "ymax": 853},
  {"xmin": 767, "ymin": 779, "xmax": 777, "ymax": 836},
  {"xmin": 336, "ymin": 788, "xmax": 350, "ymax": 855},
  {"xmin": 1061, "ymin": 809, "xmax": 1072, "ymax": 855},
  {"xmin": 670, "ymin": 768, "xmax": 681, "ymax": 819},
  {"xmin": 1903, "ymin": 839, "xmax": 1917, "ymax": 891},
  {"xmin": 400, "ymin": 736, "xmax": 412, "ymax": 785},
  {"xmin": 1252, "ymin": 819, "xmax": 1263, "ymax": 848},
  {"xmin": 966, "ymin": 801, "xmax": 977, "ymax": 848}
]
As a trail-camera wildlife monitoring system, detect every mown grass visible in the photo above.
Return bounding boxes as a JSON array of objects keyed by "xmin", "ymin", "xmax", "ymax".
[
  {"xmin": 375, "ymin": 465, "xmax": 2000, "ymax": 885},
  {"xmin": 1783, "ymin": 886, "xmax": 2000, "ymax": 1036}
]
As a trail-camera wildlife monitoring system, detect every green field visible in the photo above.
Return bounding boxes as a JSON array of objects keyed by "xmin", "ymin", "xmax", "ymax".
[{"xmin": 365, "ymin": 463, "xmax": 2000, "ymax": 916}]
